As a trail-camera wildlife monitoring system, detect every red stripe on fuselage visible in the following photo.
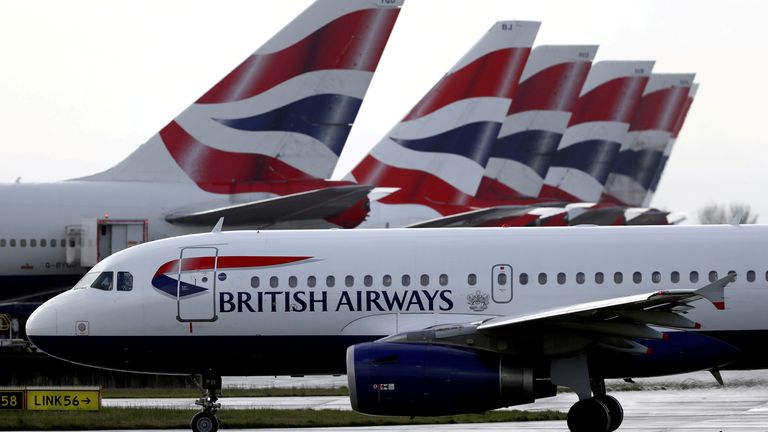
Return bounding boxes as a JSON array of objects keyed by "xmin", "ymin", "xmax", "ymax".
[
  {"xmin": 155, "ymin": 256, "xmax": 312, "ymax": 277},
  {"xmin": 196, "ymin": 8, "xmax": 400, "ymax": 104}
]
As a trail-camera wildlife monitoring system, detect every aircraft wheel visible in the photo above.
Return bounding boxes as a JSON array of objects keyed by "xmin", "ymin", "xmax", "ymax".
[
  {"xmin": 567, "ymin": 398, "xmax": 610, "ymax": 432},
  {"xmin": 596, "ymin": 394, "xmax": 624, "ymax": 431},
  {"xmin": 191, "ymin": 412, "xmax": 219, "ymax": 432}
]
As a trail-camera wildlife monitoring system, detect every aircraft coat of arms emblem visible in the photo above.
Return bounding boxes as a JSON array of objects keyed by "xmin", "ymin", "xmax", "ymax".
[{"xmin": 467, "ymin": 290, "xmax": 490, "ymax": 312}]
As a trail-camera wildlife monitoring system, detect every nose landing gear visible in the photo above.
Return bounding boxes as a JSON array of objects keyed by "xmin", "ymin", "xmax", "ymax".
[{"xmin": 191, "ymin": 370, "xmax": 222, "ymax": 432}]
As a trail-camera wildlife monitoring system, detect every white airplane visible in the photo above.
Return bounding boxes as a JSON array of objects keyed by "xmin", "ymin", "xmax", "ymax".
[
  {"xmin": 0, "ymin": 0, "xmax": 403, "ymax": 301},
  {"xmin": 29, "ymin": 222, "xmax": 764, "ymax": 432}
]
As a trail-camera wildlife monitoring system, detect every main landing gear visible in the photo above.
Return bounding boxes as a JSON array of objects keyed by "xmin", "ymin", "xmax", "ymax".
[
  {"xmin": 566, "ymin": 379, "xmax": 624, "ymax": 432},
  {"xmin": 551, "ymin": 352, "xmax": 624, "ymax": 432},
  {"xmin": 191, "ymin": 370, "xmax": 222, "ymax": 432}
]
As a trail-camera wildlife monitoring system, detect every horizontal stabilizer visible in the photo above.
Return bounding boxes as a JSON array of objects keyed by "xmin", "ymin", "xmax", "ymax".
[
  {"xmin": 405, "ymin": 206, "xmax": 533, "ymax": 228},
  {"xmin": 165, "ymin": 184, "xmax": 372, "ymax": 227}
]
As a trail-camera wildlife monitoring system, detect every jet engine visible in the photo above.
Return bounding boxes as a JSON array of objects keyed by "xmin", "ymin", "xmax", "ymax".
[{"xmin": 347, "ymin": 341, "xmax": 549, "ymax": 416}]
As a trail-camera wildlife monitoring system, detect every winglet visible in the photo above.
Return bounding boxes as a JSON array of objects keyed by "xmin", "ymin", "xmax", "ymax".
[
  {"xmin": 212, "ymin": 217, "xmax": 224, "ymax": 233},
  {"xmin": 695, "ymin": 274, "xmax": 735, "ymax": 310}
]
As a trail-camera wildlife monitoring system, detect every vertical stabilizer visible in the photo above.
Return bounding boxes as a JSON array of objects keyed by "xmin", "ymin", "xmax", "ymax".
[
  {"xmin": 478, "ymin": 45, "xmax": 597, "ymax": 200},
  {"xmin": 349, "ymin": 21, "xmax": 540, "ymax": 210},
  {"xmin": 540, "ymin": 61, "xmax": 654, "ymax": 202},
  {"xmin": 602, "ymin": 73, "xmax": 695, "ymax": 206},
  {"xmin": 643, "ymin": 83, "xmax": 699, "ymax": 207},
  {"xmin": 81, "ymin": 0, "xmax": 403, "ymax": 194}
]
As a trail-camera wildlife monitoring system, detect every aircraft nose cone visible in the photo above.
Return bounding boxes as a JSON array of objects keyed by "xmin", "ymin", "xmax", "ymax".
[{"xmin": 25, "ymin": 299, "xmax": 59, "ymax": 351}]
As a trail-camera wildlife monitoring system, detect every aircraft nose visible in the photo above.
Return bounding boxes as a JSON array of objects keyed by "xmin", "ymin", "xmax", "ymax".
[{"xmin": 25, "ymin": 298, "xmax": 60, "ymax": 350}]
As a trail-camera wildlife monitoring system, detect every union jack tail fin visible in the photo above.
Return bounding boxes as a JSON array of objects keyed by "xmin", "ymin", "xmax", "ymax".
[
  {"xmin": 642, "ymin": 83, "xmax": 699, "ymax": 207},
  {"xmin": 539, "ymin": 60, "xmax": 654, "ymax": 202},
  {"xmin": 349, "ymin": 21, "xmax": 540, "ymax": 210},
  {"xmin": 82, "ymin": 0, "xmax": 403, "ymax": 194},
  {"xmin": 602, "ymin": 73, "xmax": 695, "ymax": 206},
  {"xmin": 477, "ymin": 45, "xmax": 597, "ymax": 201}
]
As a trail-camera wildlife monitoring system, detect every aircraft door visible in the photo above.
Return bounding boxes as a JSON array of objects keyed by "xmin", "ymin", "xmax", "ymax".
[
  {"xmin": 176, "ymin": 247, "xmax": 218, "ymax": 322},
  {"xmin": 491, "ymin": 264, "xmax": 513, "ymax": 303}
]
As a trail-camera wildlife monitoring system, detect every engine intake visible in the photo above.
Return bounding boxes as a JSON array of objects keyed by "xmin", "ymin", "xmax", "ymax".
[{"xmin": 347, "ymin": 342, "xmax": 538, "ymax": 416}]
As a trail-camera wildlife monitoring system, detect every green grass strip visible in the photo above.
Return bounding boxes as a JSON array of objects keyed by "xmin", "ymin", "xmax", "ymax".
[{"xmin": 0, "ymin": 408, "xmax": 565, "ymax": 430}]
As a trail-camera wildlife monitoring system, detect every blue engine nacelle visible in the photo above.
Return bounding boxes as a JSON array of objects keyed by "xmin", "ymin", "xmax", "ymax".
[{"xmin": 347, "ymin": 342, "xmax": 537, "ymax": 416}]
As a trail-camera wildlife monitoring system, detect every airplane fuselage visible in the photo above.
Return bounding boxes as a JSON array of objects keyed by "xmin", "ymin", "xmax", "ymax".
[{"xmin": 26, "ymin": 224, "xmax": 768, "ymax": 378}]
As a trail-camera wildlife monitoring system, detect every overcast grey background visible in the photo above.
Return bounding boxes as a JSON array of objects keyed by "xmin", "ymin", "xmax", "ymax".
[{"xmin": 2, "ymin": 1, "xmax": 766, "ymax": 223}]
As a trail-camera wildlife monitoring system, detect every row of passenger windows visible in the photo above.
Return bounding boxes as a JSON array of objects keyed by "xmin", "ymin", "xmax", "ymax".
[
  {"xmin": 519, "ymin": 270, "xmax": 748, "ymax": 285},
  {"xmin": 251, "ymin": 273, "xmax": 456, "ymax": 289},
  {"xmin": 248, "ymin": 269, "xmax": 764, "ymax": 290},
  {"xmin": 0, "ymin": 238, "xmax": 75, "ymax": 248}
]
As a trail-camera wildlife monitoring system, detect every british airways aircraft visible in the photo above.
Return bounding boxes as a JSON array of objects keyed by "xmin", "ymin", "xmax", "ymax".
[
  {"xmin": 0, "ymin": 0, "xmax": 403, "ymax": 301},
  {"xmin": 28, "ymin": 222, "xmax": 763, "ymax": 432}
]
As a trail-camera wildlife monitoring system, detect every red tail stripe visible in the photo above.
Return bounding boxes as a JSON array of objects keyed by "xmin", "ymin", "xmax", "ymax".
[
  {"xmin": 509, "ymin": 62, "xmax": 591, "ymax": 114},
  {"xmin": 197, "ymin": 8, "xmax": 400, "ymax": 104},
  {"xmin": 629, "ymin": 87, "xmax": 690, "ymax": 132},
  {"xmin": 569, "ymin": 76, "xmax": 650, "ymax": 126}
]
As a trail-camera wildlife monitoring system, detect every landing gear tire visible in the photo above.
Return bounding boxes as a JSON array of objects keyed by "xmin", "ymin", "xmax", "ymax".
[
  {"xmin": 191, "ymin": 412, "xmax": 219, "ymax": 432},
  {"xmin": 567, "ymin": 398, "xmax": 611, "ymax": 432},
  {"xmin": 596, "ymin": 394, "xmax": 624, "ymax": 431}
]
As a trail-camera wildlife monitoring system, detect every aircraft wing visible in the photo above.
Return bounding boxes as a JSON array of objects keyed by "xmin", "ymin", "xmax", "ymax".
[
  {"xmin": 385, "ymin": 274, "xmax": 733, "ymax": 356},
  {"xmin": 165, "ymin": 184, "xmax": 372, "ymax": 227}
]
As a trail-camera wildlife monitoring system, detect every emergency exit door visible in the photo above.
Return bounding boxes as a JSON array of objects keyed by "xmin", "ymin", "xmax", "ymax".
[{"xmin": 492, "ymin": 264, "xmax": 513, "ymax": 303}]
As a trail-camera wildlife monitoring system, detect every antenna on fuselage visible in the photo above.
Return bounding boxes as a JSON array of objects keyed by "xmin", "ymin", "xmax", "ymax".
[{"xmin": 212, "ymin": 217, "xmax": 224, "ymax": 233}]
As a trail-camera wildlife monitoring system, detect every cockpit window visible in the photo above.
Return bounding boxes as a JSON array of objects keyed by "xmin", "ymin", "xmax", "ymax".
[
  {"xmin": 117, "ymin": 272, "xmax": 133, "ymax": 291},
  {"xmin": 90, "ymin": 272, "xmax": 113, "ymax": 291},
  {"xmin": 73, "ymin": 271, "xmax": 100, "ymax": 290}
]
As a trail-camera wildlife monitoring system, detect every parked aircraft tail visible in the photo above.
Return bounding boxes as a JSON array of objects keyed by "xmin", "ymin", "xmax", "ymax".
[
  {"xmin": 81, "ymin": 0, "xmax": 403, "ymax": 195},
  {"xmin": 539, "ymin": 61, "xmax": 654, "ymax": 202},
  {"xmin": 477, "ymin": 45, "xmax": 597, "ymax": 200}
]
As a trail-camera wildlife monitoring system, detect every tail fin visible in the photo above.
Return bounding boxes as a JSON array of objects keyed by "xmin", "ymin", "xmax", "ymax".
[
  {"xmin": 602, "ymin": 73, "xmax": 695, "ymax": 206},
  {"xmin": 349, "ymin": 21, "xmax": 540, "ymax": 209},
  {"xmin": 477, "ymin": 45, "xmax": 597, "ymax": 200},
  {"xmin": 81, "ymin": 0, "xmax": 403, "ymax": 193},
  {"xmin": 540, "ymin": 60, "xmax": 654, "ymax": 202},
  {"xmin": 642, "ymin": 83, "xmax": 699, "ymax": 207}
]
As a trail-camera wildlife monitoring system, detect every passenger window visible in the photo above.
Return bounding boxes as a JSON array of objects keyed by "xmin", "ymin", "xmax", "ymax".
[
  {"xmin": 519, "ymin": 273, "xmax": 528, "ymax": 285},
  {"xmin": 421, "ymin": 274, "xmax": 430, "ymax": 286},
  {"xmin": 270, "ymin": 276, "xmax": 279, "ymax": 288},
  {"xmin": 10, "ymin": 239, "xmax": 15, "ymax": 247},
  {"xmin": 595, "ymin": 272, "xmax": 604, "ymax": 284},
  {"xmin": 614, "ymin": 272, "xmax": 623, "ymax": 284},
  {"xmin": 727, "ymin": 270, "xmax": 737, "ymax": 281},
  {"xmin": 345, "ymin": 275, "xmax": 354, "ymax": 287},
  {"xmin": 401, "ymin": 275, "xmax": 411, "ymax": 287},
  {"xmin": 307, "ymin": 276, "xmax": 316, "ymax": 288},
  {"xmin": 364, "ymin": 275, "xmax": 373, "ymax": 287},
  {"xmin": 651, "ymin": 271, "xmax": 660, "ymax": 283},
  {"xmin": 633, "ymin": 272, "xmax": 642, "ymax": 284},
  {"xmin": 747, "ymin": 270, "xmax": 755, "ymax": 282},
  {"xmin": 90, "ymin": 272, "xmax": 113, "ymax": 291},
  {"xmin": 709, "ymin": 271, "xmax": 718, "ymax": 282},
  {"xmin": 50, "ymin": 239, "xmax": 56, "ymax": 247},
  {"xmin": 40, "ymin": 239, "xmax": 47, "ymax": 247},
  {"xmin": 576, "ymin": 272, "xmax": 585, "ymax": 284},
  {"xmin": 467, "ymin": 273, "xmax": 477, "ymax": 286},
  {"xmin": 557, "ymin": 273, "xmax": 566, "ymax": 285},
  {"xmin": 20, "ymin": 239, "xmax": 27, "ymax": 247},
  {"xmin": 671, "ymin": 271, "xmax": 680, "ymax": 283},
  {"xmin": 690, "ymin": 271, "xmax": 699, "ymax": 283},
  {"xmin": 289, "ymin": 276, "xmax": 298, "ymax": 288},
  {"xmin": 538, "ymin": 273, "xmax": 547, "ymax": 285},
  {"xmin": 250, "ymin": 276, "xmax": 260, "ymax": 288},
  {"xmin": 117, "ymin": 272, "xmax": 133, "ymax": 291},
  {"xmin": 326, "ymin": 275, "xmax": 335, "ymax": 288},
  {"xmin": 383, "ymin": 275, "xmax": 392, "ymax": 287},
  {"xmin": 766, "ymin": 270, "xmax": 768, "ymax": 282},
  {"xmin": 0, "ymin": 239, "xmax": 5, "ymax": 247},
  {"xmin": 69, "ymin": 239, "xmax": 75, "ymax": 248},
  {"xmin": 439, "ymin": 274, "xmax": 448, "ymax": 286},
  {"xmin": 30, "ymin": 239, "xmax": 37, "ymax": 247}
]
